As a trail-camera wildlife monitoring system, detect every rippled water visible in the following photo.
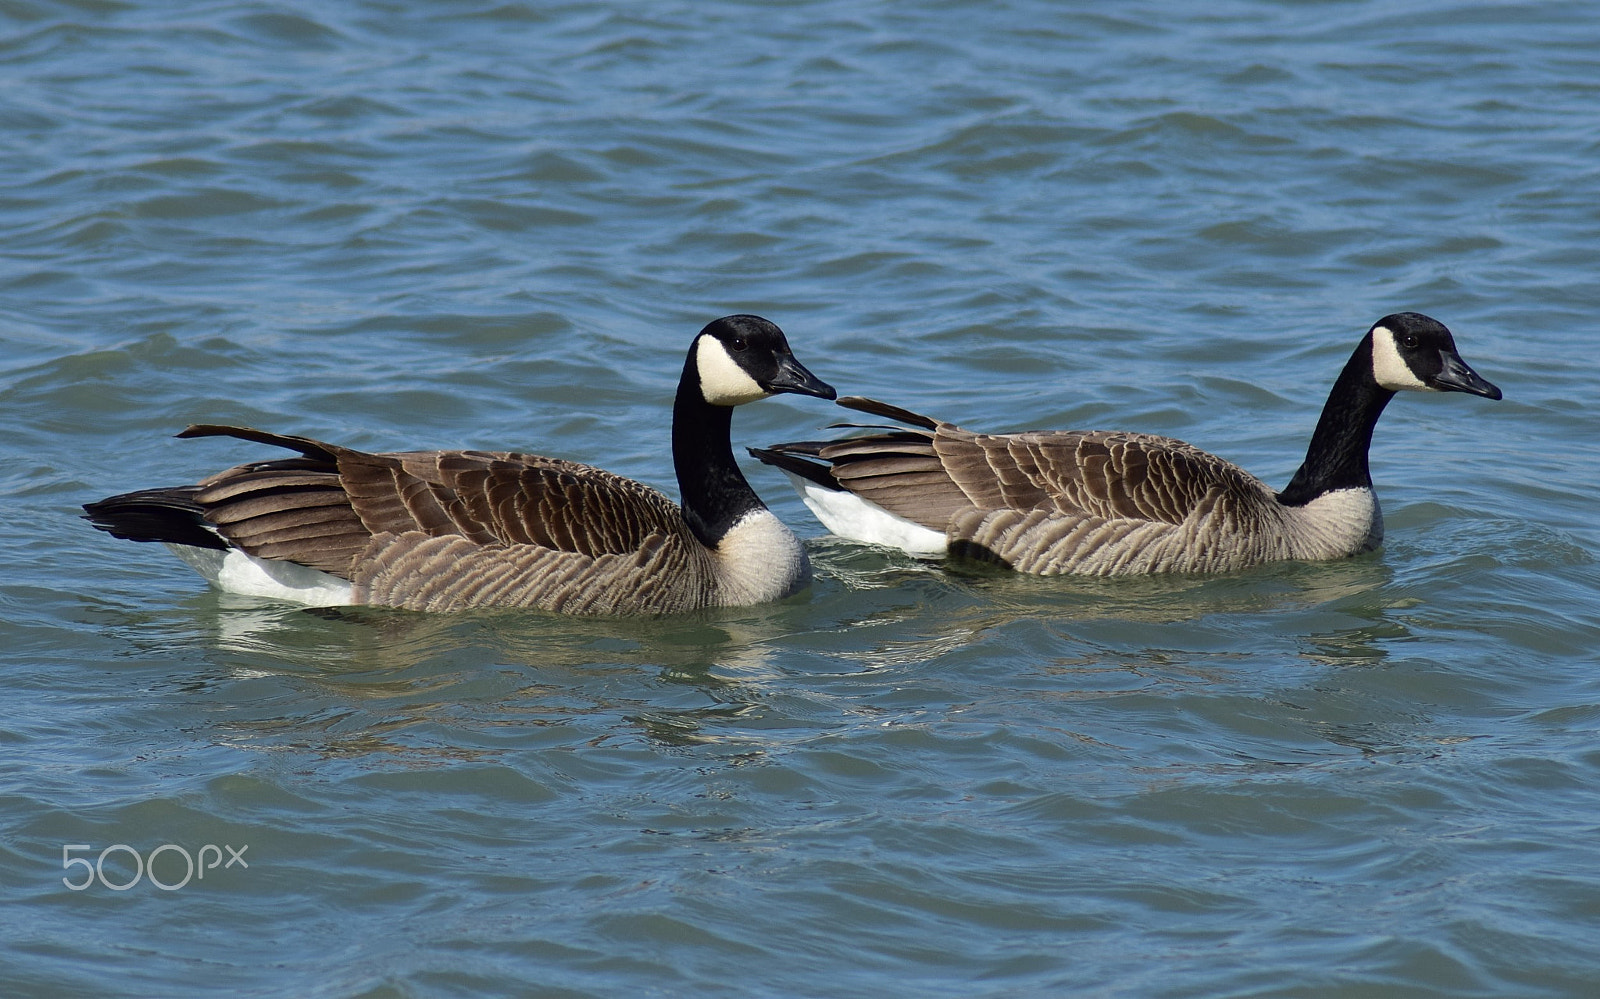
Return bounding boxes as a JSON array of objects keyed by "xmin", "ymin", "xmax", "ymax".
[{"xmin": 5, "ymin": 1, "xmax": 1600, "ymax": 995}]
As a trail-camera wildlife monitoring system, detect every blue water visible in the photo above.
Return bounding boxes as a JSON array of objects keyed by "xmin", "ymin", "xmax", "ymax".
[{"xmin": 4, "ymin": 1, "xmax": 1600, "ymax": 996}]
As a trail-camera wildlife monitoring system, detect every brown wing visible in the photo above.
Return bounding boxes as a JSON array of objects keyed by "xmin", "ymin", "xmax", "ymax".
[
  {"xmin": 182, "ymin": 426, "xmax": 693, "ymax": 577},
  {"xmin": 935, "ymin": 427, "xmax": 1270, "ymax": 526},
  {"xmin": 340, "ymin": 448, "xmax": 687, "ymax": 558},
  {"xmin": 804, "ymin": 400, "xmax": 1273, "ymax": 532},
  {"xmin": 815, "ymin": 429, "xmax": 973, "ymax": 529},
  {"xmin": 182, "ymin": 426, "xmax": 370, "ymax": 574}
]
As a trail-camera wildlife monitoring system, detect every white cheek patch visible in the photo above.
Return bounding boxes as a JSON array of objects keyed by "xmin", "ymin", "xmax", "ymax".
[
  {"xmin": 1370, "ymin": 325, "xmax": 1431, "ymax": 392},
  {"xmin": 696, "ymin": 336, "xmax": 769, "ymax": 406}
]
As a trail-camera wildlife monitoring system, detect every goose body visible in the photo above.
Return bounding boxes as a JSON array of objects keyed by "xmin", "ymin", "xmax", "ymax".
[
  {"xmin": 85, "ymin": 315, "xmax": 836, "ymax": 615},
  {"xmin": 752, "ymin": 313, "xmax": 1501, "ymax": 575}
]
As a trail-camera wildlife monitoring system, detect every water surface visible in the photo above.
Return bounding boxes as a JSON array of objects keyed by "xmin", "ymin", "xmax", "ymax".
[{"xmin": 4, "ymin": 1, "xmax": 1599, "ymax": 996}]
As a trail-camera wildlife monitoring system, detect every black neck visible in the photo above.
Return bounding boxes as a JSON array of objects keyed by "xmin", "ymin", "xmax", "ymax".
[
  {"xmin": 673, "ymin": 359, "xmax": 766, "ymax": 548},
  {"xmin": 1277, "ymin": 337, "xmax": 1395, "ymax": 506}
]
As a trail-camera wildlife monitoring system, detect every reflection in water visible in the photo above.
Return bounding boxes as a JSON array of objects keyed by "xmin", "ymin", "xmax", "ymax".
[
  {"xmin": 808, "ymin": 539, "xmax": 1405, "ymax": 669},
  {"xmin": 175, "ymin": 538, "xmax": 1429, "ymax": 764},
  {"xmin": 188, "ymin": 585, "xmax": 837, "ymax": 757},
  {"xmin": 953, "ymin": 552, "xmax": 1398, "ymax": 624}
]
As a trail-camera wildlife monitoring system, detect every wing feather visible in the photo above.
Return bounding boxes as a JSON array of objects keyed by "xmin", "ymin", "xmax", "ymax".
[
  {"xmin": 934, "ymin": 427, "xmax": 1268, "ymax": 526},
  {"xmin": 764, "ymin": 400, "xmax": 1280, "ymax": 569},
  {"xmin": 165, "ymin": 427, "xmax": 698, "ymax": 586}
]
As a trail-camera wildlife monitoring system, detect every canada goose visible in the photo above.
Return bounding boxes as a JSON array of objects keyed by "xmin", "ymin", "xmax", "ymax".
[
  {"xmin": 751, "ymin": 313, "xmax": 1501, "ymax": 575},
  {"xmin": 84, "ymin": 315, "xmax": 837, "ymax": 614}
]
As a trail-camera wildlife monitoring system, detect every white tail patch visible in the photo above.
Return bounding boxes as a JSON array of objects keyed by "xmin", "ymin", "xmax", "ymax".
[
  {"xmin": 165, "ymin": 544, "xmax": 355, "ymax": 606},
  {"xmin": 784, "ymin": 473, "xmax": 948, "ymax": 556},
  {"xmin": 1370, "ymin": 325, "xmax": 1430, "ymax": 392},
  {"xmin": 696, "ymin": 335, "xmax": 768, "ymax": 406}
]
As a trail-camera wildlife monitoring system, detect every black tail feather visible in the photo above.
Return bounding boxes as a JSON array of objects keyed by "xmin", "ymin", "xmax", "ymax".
[
  {"xmin": 82, "ymin": 487, "xmax": 228, "ymax": 550},
  {"xmin": 747, "ymin": 445, "xmax": 843, "ymax": 492}
]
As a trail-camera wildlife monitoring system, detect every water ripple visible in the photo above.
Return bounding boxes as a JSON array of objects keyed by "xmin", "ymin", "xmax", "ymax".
[{"xmin": 4, "ymin": 0, "xmax": 1600, "ymax": 995}]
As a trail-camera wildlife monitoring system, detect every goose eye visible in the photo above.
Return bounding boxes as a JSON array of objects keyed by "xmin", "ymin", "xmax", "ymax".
[
  {"xmin": 729, "ymin": 337, "xmax": 748, "ymax": 352},
  {"xmin": 1401, "ymin": 333, "xmax": 1419, "ymax": 349}
]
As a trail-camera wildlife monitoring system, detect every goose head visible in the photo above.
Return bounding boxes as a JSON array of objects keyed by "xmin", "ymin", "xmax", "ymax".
[
  {"xmin": 692, "ymin": 314, "xmax": 837, "ymax": 407},
  {"xmin": 1368, "ymin": 312, "xmax": 1502, "ymax": 399}
]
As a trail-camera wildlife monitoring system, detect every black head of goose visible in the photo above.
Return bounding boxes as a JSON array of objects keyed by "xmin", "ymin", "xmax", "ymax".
[
  {"xmin": 750, "ymin": 312, "xmax": 1501, "ymax": 575},
  {"xmin": 84, "ymin": 315, "xmax": 836, "ymax": 615}
]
